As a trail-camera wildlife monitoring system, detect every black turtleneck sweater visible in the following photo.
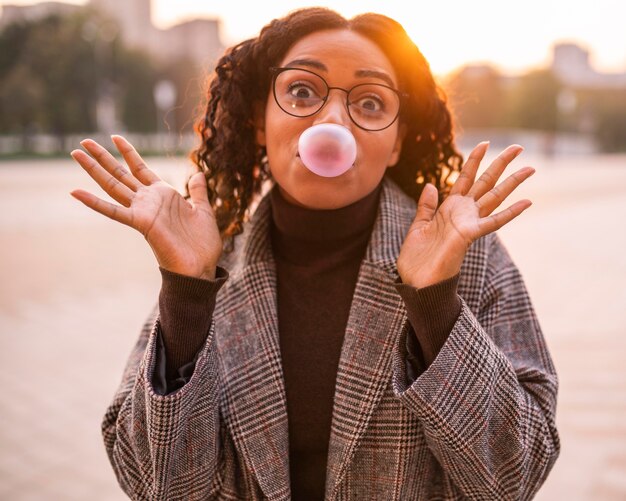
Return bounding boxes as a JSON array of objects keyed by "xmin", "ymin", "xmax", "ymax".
[{"xmin": 153, "ymin": 180, "xmax": 462, "ymax": 500}]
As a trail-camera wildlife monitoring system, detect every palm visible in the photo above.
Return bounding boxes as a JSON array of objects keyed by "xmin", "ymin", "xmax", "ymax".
[
  {"xmin": 406, "ymin": 194, "xmax": 479, "ymax": 255},
  {"xmin": 70, "ymin": 136, "xmax": 222, "ymax": 279},
  {"xmin": 397, "ymin": 142, "xmax": 535, "ymax": 288},
  {"xmin": 130, "ymin": 181, "xmax": 221, "ymax": 277}
]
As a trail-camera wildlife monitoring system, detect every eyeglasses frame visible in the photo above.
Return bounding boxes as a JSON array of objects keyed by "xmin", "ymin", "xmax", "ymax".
[{"xmin": 269, "ymin": 66, "xmax": 409, "ymax": 132}]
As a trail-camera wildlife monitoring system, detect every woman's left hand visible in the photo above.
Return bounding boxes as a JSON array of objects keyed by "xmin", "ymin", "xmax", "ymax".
[{"xmin": 397, "ymin": 141, "xmax": 535, "ymax": 288}]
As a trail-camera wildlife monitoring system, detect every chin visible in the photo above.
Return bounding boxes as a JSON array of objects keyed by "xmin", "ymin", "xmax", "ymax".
[{"xmin": 275, "ymin": 163, "xmax": 362, "ymax": 207}]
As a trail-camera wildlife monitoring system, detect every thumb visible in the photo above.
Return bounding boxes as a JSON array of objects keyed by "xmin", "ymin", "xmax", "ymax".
[
  {"xmin": 187, "ymin": 171, "xmax": 210, "ymax": 208},
  {"xmin": 414, "ymin": 183, "xmax": 438, "ymax": 224}
]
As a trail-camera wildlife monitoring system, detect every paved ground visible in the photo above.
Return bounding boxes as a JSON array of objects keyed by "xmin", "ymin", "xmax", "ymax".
[{"xmin": 0, "ymin": 149, "xmax": 625, "ymax": 500}]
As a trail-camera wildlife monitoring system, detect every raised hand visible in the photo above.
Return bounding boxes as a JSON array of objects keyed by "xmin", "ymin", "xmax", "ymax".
[
  {"xmin": 397, "ymin": 141, "xmax": 535, "ymax": 288},
  {"xmin": 70, "ymin": 135, "xmax": 222, "ymax": 279}
]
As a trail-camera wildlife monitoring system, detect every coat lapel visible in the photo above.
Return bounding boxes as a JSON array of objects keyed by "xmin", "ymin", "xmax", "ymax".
[
  {"xmin": 213, "ymin": 195, "xmax": 291, "ymax": 500},
  {"xmin": 323, "ymin": 178, "xmax": 416, "ymax": 500},
  {"xmin": 213, "ymin": 178, "xmax": 417, "ymax": 500}
]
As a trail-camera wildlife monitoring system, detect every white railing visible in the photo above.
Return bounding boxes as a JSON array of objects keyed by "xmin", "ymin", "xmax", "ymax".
[
  {"xmin": 0, "ymin": 129, "xmax": 599, "ymax": 157},
  {"xmin": 0, "ymin": 132, "xmax": 199, "ymax": 156}
]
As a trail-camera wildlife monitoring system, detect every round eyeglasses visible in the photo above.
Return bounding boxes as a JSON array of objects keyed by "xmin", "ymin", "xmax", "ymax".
[{"xmin": 270, "ymin": 67, "xmax": 408, "ymax": 132}]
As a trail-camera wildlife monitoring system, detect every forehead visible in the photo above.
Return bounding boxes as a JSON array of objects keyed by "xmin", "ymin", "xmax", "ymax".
[{"xmin": 279, "ymin": 29, "xmax": 397, "ymax": 85}]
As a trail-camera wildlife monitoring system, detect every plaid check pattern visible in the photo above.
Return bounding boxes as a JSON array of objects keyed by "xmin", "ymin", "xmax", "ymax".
[{"xmin": 102, "ymin": 176, "xmax": 560, "ymax": 500}]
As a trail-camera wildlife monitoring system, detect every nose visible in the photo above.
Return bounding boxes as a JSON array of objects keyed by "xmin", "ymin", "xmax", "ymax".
[{"xmin": 312, "ymin": 88, "xmax": 352, "ymax": 129}]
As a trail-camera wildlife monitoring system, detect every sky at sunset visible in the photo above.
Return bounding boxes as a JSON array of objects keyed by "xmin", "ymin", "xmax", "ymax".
[{"xmin": 2, "ymin": 0, "xmax": 625, "ymax": 77}]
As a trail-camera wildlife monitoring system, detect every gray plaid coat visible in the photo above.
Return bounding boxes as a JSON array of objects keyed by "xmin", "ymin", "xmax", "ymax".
[{"xmin": 102, "ymin": 176, "xmax": 560, "ymax": 500}]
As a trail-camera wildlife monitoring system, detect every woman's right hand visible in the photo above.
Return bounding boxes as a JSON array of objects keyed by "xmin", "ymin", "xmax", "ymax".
[{"xmin": 70, "ymin": 135, "xmax": 222, "ymax": 280}]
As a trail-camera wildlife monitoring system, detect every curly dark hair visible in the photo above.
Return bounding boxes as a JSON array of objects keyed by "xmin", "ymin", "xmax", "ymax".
[{"xmin": 189, "ymin": 7, "xmax": 464, "ymax": 253}]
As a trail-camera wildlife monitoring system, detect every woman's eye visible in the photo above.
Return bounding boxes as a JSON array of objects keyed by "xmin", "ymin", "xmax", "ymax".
[
  {"xmin": 357, "ymin": 96, "xmax": 384, "ymax": 112},
  {"xmin": 288, "ymin": 84, "xmax": 317, "ymax": 99}
]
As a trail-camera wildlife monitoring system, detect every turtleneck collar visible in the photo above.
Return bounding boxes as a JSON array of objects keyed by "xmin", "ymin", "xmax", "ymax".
[{"xmin": 269, "ymin": 181, "xmax": 383, "ymax": 266}]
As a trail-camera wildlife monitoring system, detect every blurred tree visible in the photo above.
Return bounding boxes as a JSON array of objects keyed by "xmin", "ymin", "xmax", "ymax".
[
  {"xmin": 0, "ymin": 13, "xmax": 99, "ymax": 143},
  {"xmin": 0, "ymin": 9, "xmax": 168, "ymax": 144},
  {"xmin": 0, "ymin": 63, "xmax": 46, "ymax": 149},
  {"xmin": 117, "ymin": 47, "xmax": 158, "ymax": 132},
  {"xmin": 443, "ymin": 65, "xmax": 507, "ymax": 130},
  {"xmin": 507, "ymin": 69, "xmax": 562, "ymax": 131},
  {"xmin": 0, "ymin": 20, "xmax": 34, "ymax": 78},
  {"xmin": 596, "ymin": 109, "xmax": 626, "ymax": 152},
  {"xmin": 158, "ymin": 55, "xmax": 206, "ymax": 135},
  {"xmin": 587, "ymin": 88, "xmax": 626, "ymax": 152}
]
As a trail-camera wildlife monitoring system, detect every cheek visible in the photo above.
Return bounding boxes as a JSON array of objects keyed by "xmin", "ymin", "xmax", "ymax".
[
  {"xmin": 360, "ymin": 132, "xmax": 397, "ymax": 162},
  {"xmin": 265, "ymin": 110, "xmax": 299, "ymax": 152}
]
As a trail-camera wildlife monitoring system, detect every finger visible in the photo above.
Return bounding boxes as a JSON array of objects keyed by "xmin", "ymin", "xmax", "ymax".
[
  {"xmin": 477, "ymin": 199, "xmax": 532, "ymax": 236},
  {"xmin": 413, "ymin": 183, "xmax": 438, "ymax": 225},
  {"xmin": 476, "ymin": 167, "xmax": 535, "ymax": 217},
  {"xmin": 80, "ymin": 138, "xmax": 143, "ymax": 192},
  {"xmin": 187, "ymin": 171, "xmax": 210, "ymax": 209},
  {"xmin": 70, "ymin": 149, "xmax": 135, "ymax": 207},
  {"xmin": 467, "ymin": 144, "xmax": 524, "ymax": 200},
  {"xmin": 111, "ymin": 135, "xmax": 160, "ymax": 185},
  {"xmin": 69, "ymin": 189, "xmax": 134, "ymax": 227},
  {"xmin": 448, "ymin": 141, "xmax": 490, "ymax": 197}
]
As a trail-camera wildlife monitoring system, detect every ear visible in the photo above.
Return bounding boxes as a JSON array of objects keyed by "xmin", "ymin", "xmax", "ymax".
[
  {"xmin": 253, "ymin": 100, "xmax": 266, "ymax": 147},
  {"xmin": 387, "ymin": 122, "xmax": 407, "ymax": 167}
]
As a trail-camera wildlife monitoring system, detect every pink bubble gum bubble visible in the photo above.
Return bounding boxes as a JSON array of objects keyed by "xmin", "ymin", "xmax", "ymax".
[{"xmin": 297, "ymin": 123, "xmax": 357, "ymax": 177}]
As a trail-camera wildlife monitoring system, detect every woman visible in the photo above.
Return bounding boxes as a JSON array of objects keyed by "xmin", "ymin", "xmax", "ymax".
[{"xmin": 71, "ymin": 7, "xmax": 560, "ymax": 500}]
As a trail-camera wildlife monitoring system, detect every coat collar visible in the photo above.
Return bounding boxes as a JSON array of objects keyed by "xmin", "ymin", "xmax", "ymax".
[{"xmin": 214, "ymin": 177, "xmax": 417, "ymax": 500}]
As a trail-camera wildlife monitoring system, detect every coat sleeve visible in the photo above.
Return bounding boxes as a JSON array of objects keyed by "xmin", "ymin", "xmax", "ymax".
[
  {"xmin": 101, "ymin": 303, "xmax": 223, "ymax": 500},
  {"xmin": 391, "ymin": 232, "xmax": 560, "ymax": 500}
]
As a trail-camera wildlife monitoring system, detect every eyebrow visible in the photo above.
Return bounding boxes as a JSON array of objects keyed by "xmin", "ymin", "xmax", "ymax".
[{"xmin": 284, "ymin": 58, "xmax": 396, "ymax": 88}]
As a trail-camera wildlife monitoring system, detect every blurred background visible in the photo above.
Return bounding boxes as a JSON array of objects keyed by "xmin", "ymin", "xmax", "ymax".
[{"xmin": 0, "ymin": 0, "xmax": 624, "ymax": 499}]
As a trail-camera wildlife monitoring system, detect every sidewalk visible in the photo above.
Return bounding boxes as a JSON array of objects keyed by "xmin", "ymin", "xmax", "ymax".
[{"xmin": 1, "ymin": 153, "xmax": 625, "ymax": 499}]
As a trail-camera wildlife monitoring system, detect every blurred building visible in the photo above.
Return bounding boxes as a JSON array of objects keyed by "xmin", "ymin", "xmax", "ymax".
[
  {"xmin": 0, "ymin": 0, "xmax": 225, "ymax": 68},
  {"xmin": 88, "ymin": 0, "xmax": 224, "ymax": 68},
  {"xmin": 89, "ymin": 0, "xmax": 153, "ymax": 51},
  {"xmin": 0, "ymin": 1, "xmax": 80, "ymax": 27},
  {"xmin": 452, "ymin": 42, "xmax": 626, "ymax": 91},
  {"xmin": 551, "ymin": 42, "xmax": 626, "ymax": 89},
  {"xmin": 446, "ymin": 42, "xmax": 626, "ymax": 155},
  {"xmin": 156, "ymin": 18, "xmax": 223, "ymax": 69}
]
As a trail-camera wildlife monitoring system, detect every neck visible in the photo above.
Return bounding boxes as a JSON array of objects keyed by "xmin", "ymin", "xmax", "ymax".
[{"xmin": 269, "ymin": 181, "xmax": 383, "ymax": 265}]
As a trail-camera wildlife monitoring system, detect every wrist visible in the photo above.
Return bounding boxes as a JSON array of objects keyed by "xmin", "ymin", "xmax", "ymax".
[
  {"xmin": 159, "ymin": 263, "xmax": 217, "ymax": 281},
  {"xmin": 198, "ymin": 266, "xmax": 217, "ymax": 280},
  {"xmin": 400, "ymin": 264, "xmax": 460, "ymax": 289}
]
